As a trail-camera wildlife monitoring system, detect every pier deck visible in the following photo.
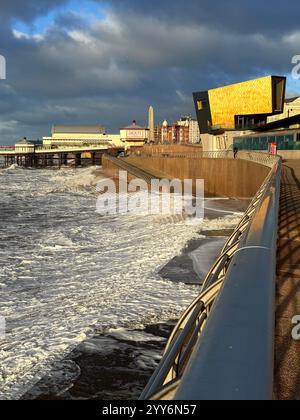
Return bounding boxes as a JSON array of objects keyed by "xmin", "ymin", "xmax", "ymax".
[
  {"xmin": 275, "ymin": 160, "xmax": 300, "ymax": 400},
  {"xmin": 0, "ymin": 146, "xmax": 124, "ymax": 168}
]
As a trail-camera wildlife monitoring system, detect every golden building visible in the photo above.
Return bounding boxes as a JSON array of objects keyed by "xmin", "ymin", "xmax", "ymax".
[{"xmin": 194, "ymin": 75, "xmax": 286, "ymax": 133}]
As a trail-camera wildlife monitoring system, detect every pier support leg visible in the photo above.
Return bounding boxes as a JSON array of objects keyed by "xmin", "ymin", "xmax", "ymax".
[{"xmin": 75, "ymin": 153, "xmax": 81, "ymax": 167}]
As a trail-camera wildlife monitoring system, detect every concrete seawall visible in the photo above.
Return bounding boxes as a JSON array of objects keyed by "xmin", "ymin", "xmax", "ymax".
[{"xmin": 102, "ymin": 155, "xmax": 270, "ymax": 198}]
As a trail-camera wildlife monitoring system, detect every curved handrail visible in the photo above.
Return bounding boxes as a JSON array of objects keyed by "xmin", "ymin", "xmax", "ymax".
[
  {"xmin": 140, "ymin": 153, "xmax": 281, "ymax": 401},
  {"xmin": 139, "ymin": 280, "xmax": 223, "ymax": 400},
  {"xmin": 134, "ymin": 150, "xmax": 279, "ymax": 169}
]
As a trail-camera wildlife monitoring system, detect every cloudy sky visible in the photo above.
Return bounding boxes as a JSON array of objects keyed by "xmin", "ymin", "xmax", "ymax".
[{"xmin": 0, "ymin": 0, "xmax": 300, "ymax": 144}]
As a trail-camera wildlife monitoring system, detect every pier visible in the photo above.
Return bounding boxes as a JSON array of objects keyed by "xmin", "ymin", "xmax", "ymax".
[{"xmin": 0, "ymin": 145, "xmax": 124, "ymax": 168}]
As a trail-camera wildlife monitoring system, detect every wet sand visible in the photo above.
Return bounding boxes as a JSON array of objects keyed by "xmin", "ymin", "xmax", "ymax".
[{"xmin": 22, "ymin": 322, "xmax": 176, "ymax": 400}]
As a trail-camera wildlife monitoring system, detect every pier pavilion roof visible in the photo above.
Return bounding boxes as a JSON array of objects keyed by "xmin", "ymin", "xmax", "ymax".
[{"xmin": 16, "ymin": 139, "xmax": 34, "ymax": 145}]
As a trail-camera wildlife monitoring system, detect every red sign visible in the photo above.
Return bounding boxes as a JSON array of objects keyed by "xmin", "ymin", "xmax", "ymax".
[
  {"xmin": 270, "ymin": 142, "xmax": 277, "ymax": 156},
  {"xmin": 126, "ymin": 130, "xmax": 145, "ymax": 138}
]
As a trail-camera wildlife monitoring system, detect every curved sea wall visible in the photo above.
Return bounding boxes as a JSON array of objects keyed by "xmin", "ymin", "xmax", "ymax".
[{"xmin": 103, "ymin": 155, "xmax": 270, "ymax": 198}]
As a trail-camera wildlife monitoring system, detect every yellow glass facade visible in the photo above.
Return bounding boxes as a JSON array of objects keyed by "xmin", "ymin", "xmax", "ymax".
[
  {"xmin": 194, "ymin": 75, "xmax": 286, "ymax": 133},
  {"xmin": 208, "ymin": 76, "xmax": 275, "ymax": 129}
]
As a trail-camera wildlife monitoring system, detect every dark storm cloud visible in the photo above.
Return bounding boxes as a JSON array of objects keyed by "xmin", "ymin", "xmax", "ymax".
[
  {"xmin": 0, "ymin": 0, "xmax": 300, "ymax": 144},
  {"xmin": 96, "ymin": 0, "xmax": 300, "ymax": 37}
]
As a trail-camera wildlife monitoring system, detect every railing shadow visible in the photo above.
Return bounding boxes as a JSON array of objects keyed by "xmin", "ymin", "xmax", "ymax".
[{"xmin": 274, "ymin": 164, "xmax": 300, "ymax": 400}]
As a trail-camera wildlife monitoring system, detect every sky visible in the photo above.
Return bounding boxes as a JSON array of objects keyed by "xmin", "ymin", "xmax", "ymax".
[{"xmin": 0, "ymin": 0, "xmax": 300, "ymax": 144}]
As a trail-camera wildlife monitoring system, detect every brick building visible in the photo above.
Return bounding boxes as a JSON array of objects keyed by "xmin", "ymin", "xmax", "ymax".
[{"xmin": 153, "ymin": 116, "xmax": 200, "ymax": 144}]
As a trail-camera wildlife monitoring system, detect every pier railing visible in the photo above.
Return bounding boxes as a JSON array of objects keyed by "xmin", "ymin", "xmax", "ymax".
[
  {"xmin": 140, "ymin": 153, "xmax": 281, "ymax": 400},
  {"xmin": 34, "ymin": 144, "xmax": 112, "ymax": 153}
]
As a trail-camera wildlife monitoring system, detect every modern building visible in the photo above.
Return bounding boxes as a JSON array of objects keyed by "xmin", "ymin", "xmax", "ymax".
[
  {"xmin": 234, "ymin": 129, "xmax": 300, "ymax": 152},
  {"xmin": 120, "ymin": 120, "xmax": 149, "ymax": 151},
  {"xmin": 193, "ymin": 75, "xmax": 286, "ymax": 134},
  {"xmin": 267, "ymin": 96, "xmax": 300, "ymax": 123},
  {"xmin": 193, "ymin": 75, "xmax": 289, "ymax": 151},
  {"xmin": 43, "ymin": 125, "xmax": 122, "ymax": 148},
  {"xmin": 148, "ymin": 106, "xmax": 155, "ymax": 143}
]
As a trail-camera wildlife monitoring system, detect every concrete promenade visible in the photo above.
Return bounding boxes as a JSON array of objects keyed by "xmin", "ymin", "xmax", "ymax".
[{"xmin": 275, "ymin": 160, "xmax": 300, "ymax": 400}]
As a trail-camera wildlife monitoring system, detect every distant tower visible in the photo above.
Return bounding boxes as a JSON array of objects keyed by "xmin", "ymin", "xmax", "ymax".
[{"xmin": 148, "ymin": 106, "xmax": 155, "ymax": 142}]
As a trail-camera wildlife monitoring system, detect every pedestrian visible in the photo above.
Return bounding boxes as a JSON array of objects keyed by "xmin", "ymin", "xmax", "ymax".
[{"xmin": 234, "ymin": 147, "xmax": 238, "ymax": 159}]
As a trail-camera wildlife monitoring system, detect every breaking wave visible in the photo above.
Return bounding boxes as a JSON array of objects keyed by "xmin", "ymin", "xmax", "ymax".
[{"xmin": 0, "ymin": 166, "xmax": 243, "ymax": 399}]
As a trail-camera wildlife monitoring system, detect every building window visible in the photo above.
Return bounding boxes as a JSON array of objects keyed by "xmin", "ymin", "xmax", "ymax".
[
  {"xmin": 236, "ymin": 116, "xmax": 245, "ymax": 129},
  {"xmin": 197, "ymin": 100, "xmax": 207, "ymax": 110},
  {"xmin": 296, "ymin": 133, "xmax": 300, "ymax": 142}
]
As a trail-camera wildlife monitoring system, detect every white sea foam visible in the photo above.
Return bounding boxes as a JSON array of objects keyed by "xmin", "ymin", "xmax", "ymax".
[
  {"xmin": 198, "ymin": 215, "xmax": 242, "ymax": 231},
  {"xmin": 8, "ymin": 164, "xmax": 19, "ymax": 170},
  {"xmin": 134, "ymin": 349, "xmax": 163, "ymax": 371},
  {"xmin": 108, "ymin": 328, "xmax": 166, "ymax": 344},
  {"xmin": 189, "ymin": 237, "xmax": 228, "ymax": 279},
  {"xmin": 0, "ymin": 167, "xmax": 242, "ymax": 400},
  {"xmin": 51, "ymin": 166, "xmax": 104, "ymax": 191},
  {"xmin": 0, "ymin": 163, "xmax": 19, "ymax": 176}
]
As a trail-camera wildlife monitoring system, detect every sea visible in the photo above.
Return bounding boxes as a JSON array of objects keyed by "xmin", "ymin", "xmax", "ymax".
[{"xmin": 0, "ymin": 163, "xmax": 246, "ymax": 400}]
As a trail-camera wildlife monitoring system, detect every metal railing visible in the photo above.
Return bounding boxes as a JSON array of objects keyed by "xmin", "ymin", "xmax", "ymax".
[
  {"xmin": 34, "ymin": 145, "xmax": 113, "ymax": 153},
  {"xmin": 135, "ymin": 150, "xmax": 278, "ymax": 168},
  {"xmin": 0, "ymin": 146, "xmax": 15, "ymax": 150},
  {"xmin": 0, "ymin": 145, "xmax": 117, "ymax": 155},
  {"xmin": 140, "ymin": 153, "xmax": 281, "ymax": 401},
  {"xmin": 103, "ymin": 155, "xmax": 168, "ymax": 184}
]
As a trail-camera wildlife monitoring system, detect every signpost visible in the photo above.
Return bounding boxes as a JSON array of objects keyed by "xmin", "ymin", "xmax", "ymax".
[{"xmin": 270, "ymin": 142, "xmax": 277, "ymax": 156}]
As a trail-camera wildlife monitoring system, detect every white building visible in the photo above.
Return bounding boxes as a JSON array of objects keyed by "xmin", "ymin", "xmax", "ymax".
[
  {"xmin": 189, "ymin": 119, "xmax": 201, "ymax": 144},
  {"xmin": 268, "ymin": 97, "xmax": 300, "ymax": 123},
  {"xmin": 177, "ymin": 116, "xmax": 200, "ymax": 144},
  {"xmin": 15, "ymin": 139, "xmax": 35, "ymax": 153},
  {"xmin": 43, "ymin": 125, "xmax": 122, "ymax": 149},
  {"xmin": 120, "ymin": 120, "xmax": 149, "ymax": 151},
  {"xmin": 200, "ymin": 131, "xmax": 252, "ymax": 152}
]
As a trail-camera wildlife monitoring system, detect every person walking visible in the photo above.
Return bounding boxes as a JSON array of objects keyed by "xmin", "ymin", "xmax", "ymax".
[{"xmin": 233, "ymin": 147, "xmax": 239, "ymax": 159}]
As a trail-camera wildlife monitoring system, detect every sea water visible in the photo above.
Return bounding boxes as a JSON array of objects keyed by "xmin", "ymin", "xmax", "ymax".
[{"xmin": 0, "ymin": 166, "xmax": 243, "ymax": 399}]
